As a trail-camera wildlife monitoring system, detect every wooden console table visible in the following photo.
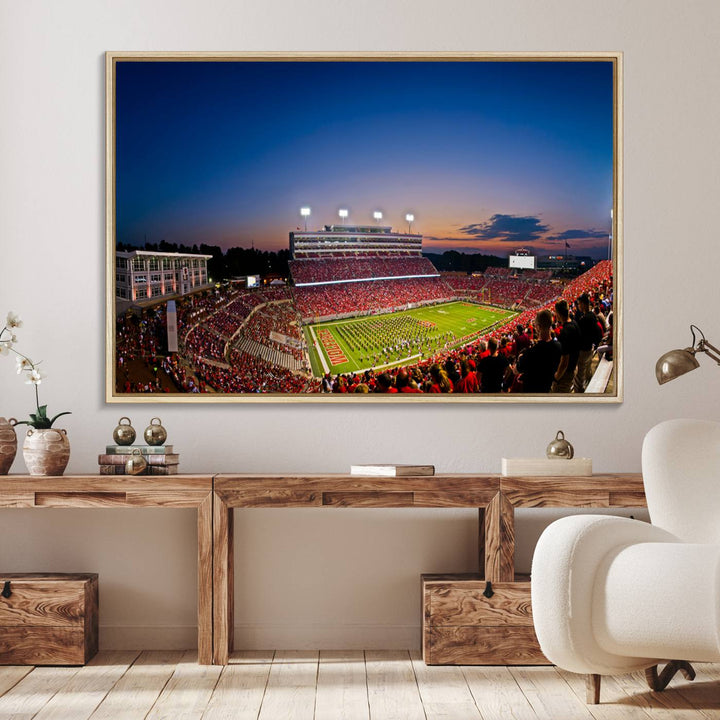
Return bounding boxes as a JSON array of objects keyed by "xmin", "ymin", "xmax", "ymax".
[
  {"xmin": 212, "ymin": 473, "xmax": 646, "ymax": 665},
  {"xmin": 1, "ymin": 473, "xmax": 647, "ymax": 666},
  {"xmin": 0, "ymin": 475, "xmax": 214, "ymax": 665}
]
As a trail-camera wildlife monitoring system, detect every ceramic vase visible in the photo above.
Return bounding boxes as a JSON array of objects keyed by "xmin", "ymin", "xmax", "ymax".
[
  {"xmin": 0, "ymin": 417, "xmax": 18, "ymax": 475},
  {"xmin": 22, "ymin": 428, "xmax": 70, "ymax": 476}
]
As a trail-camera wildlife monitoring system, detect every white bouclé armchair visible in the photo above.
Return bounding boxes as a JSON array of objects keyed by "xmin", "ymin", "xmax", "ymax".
[{"xmin": 531, "ymin": 419, "xmax": 720, "ymax": 703}]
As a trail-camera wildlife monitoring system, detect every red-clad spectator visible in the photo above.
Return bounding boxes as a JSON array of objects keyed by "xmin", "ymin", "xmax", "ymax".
[
  {"xmin": 374, "ymin": 373, "xmax": 398, "ymax": 393},
  {"xmin": 455, "ymin": 360, "xmax": 480, "ymax": 393},
  {"xmin": 395, "ymin": 368, "xmax": 423, "ymax": 393},
  {"xmin": 477, "ymin": 337, "xmax": 509, "ymax": 393},
  {"xmin": 427, "ymin": 363, "xmax": 453, "ymax": 393}
]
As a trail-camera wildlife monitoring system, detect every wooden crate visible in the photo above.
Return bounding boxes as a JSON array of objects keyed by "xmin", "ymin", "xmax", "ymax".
[
  {"xmin": 0, "ymin": 573, "xmax": 98, "ymax": 665},
  {"xmin": 422, "ymin": 573, "xmax": 548, "ymax": 665}
]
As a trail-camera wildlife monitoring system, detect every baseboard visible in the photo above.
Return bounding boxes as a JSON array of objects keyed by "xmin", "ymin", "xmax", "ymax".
[
  {"xmin": 100, "ymin": 625, "xmax": 198, "ymax": 650},
  {"xmin": 99, "ymin": 623, "xmax": 421, "ymax": 650},
  {"xmin": 234, "ymin": 623, "xmax": 421, "ymax": 650}
]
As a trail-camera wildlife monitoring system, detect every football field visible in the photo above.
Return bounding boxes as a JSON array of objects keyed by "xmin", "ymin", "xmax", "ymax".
[{"xmin": 304, "ymin": 301, "xmax": 517, "ymax": 377}]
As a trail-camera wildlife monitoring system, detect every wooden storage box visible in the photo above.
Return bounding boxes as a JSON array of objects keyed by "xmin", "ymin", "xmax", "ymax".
[
  {"xmin": 422, "ymin": 573, "xmax": 548, "ymax": 665},
  {"xmin": 0, "ymin": 573, "xmax": 98, "ymax": 665}
]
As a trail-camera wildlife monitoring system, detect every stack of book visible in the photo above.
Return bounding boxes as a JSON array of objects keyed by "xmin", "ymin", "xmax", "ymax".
[
  {"xmin": 350, "ymin": 464, "xmax": 435, "ymax": 477},
  {"xmin": 98, "ymin": 445, "xmax": 180, "ymax": 475}
]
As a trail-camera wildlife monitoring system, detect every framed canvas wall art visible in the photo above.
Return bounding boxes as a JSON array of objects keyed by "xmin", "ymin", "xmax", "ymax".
[{"xmin": 106, "ymin": 52, "xmax": 622, "ymax": 403}]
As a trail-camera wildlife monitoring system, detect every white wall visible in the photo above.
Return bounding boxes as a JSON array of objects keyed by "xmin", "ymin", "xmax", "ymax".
[{"xmin": 1, "ymin": 0, "xmax": 719, "ymax": 650}]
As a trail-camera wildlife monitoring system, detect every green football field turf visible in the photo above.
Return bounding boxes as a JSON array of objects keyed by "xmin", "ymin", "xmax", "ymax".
[{"xmin": 303, "ymin": 301, "xmax": 517, "ymax": 377}]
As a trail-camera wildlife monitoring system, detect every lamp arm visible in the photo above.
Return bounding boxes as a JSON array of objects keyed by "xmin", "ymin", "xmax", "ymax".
[{"xmin": 698, "ymin": 339, "xmax": 720, "ymax": 365}]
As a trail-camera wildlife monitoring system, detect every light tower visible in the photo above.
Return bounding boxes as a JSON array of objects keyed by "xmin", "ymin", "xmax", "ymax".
[
  {"xmin": 405, "ymin": 213, "xmax": 415, "ymax": 233},
  {"xmin": 300, "ymin": 206, "xmax": 311, "ymax": 231}
]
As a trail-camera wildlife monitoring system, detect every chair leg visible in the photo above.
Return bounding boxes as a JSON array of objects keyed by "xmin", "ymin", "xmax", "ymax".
[
  {"xmin": 645, "ymin": 661, "xmax": 696, "ymax": 692},
  {"xmin": 586, "ymin": 674, "xmax": 601, "ymax": 704}
]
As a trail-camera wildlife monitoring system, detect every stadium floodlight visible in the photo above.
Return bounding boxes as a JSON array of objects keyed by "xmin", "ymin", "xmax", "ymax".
[
  {"xmin": 338, "ymin": 208, "xmax": 349, "ymax": 223},
  {"xmin": 373, "ymin": 211, "xmax": 383, "ymax": 223},
  {"xmin": 300, "ymin": 206, "xmax": 311, "ymax": 231},
  {"xmin": 405, "ymin": 213, "xmax": 415, "ymax": 233},
  {"xmin": 656, "ymin": 325, "xmax": 720, "ymax": 385}
]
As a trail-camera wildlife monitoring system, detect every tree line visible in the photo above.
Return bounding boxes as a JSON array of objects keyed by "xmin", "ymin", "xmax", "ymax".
[
  {"xmin": 116, "ymin": 240, "xmax": 291, "ymax": 280},
  {"xmin": 116, "ymin": 241, "xmax": 506, "ymax": 280}
]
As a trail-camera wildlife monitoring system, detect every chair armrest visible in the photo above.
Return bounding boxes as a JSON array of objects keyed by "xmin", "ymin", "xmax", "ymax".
[
  {"xmin": 594, "ymin": 540, "xmax": 720, "ymax": 662},
  {"xmin": 531, "ymin": 515, "xmax": 679, "ymax": 674}
]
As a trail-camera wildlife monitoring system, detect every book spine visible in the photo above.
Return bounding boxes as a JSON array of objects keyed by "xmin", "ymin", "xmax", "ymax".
[
  {"xmin": 98, "ymin": 454, "xmax": 180, "ymax": 466},
  {"xmin": 98, "ymin": 464, "xmax": 126, "ymax": 475},
  {"xmin": 350, "ymin": 466, "xmax": 394, "ymax": 476},
  {"xmin": 147, "ymin": 465, "xmax": 179, "ymax": 475},
  {"xmin": 98, "ymin": 464, "xmax": 179, "ymax": 475},
  {"xmin": 104, "ymin": 446, "xmax": 174, "ymax": 455},
  {"xmin": 394, "ymin": 466, "xmax": 435, "ymax": 476}
]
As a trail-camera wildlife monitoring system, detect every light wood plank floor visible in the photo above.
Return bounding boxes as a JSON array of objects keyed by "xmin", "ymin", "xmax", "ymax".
[{"xmin": 0, "ymin": 651, "xmax": 718, "ymax": 720}]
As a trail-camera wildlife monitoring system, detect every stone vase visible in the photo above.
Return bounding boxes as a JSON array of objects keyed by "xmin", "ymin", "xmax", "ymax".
[
  {"xmin": 22, "ymin": 428, "xmax": 70, "ymax": 476},
  {"xmin": 0, "ymin": 417, "xmax": 18, "ymax": 475}
]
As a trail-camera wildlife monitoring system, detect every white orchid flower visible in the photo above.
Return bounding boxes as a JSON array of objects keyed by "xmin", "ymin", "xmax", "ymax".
[
  {"xmin": 25, "ymin": 368, "xmax": 46, "ymax": 385},
  {"xmin": 3, "ymin": 310, "xmax": 70, "ymax": 429},
  {"xmin": 16, "ymin": 356, "xmax": 33, "ymax": 373},
  {"xmin": 6, "ymin": 312, "xmax": 22, "ymax": 329}
]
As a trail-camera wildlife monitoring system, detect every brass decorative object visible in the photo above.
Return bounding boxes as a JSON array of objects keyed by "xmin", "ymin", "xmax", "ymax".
[
  {"xmin": 0, "ymin": 417, "xmax": 18, "ymax": 475},
  {"xmin": 144, "ymin": 418, "xmax": 167, "ymax": 446},
  {"xmin": 546, "ymin": 430, "xmax": 574, "ymax": 459},
  {"xmin": 125, "ymin": 449, "xmax": 147, "ymax": 475},
  {"xmin": 112, "ymin": 416, "xmax": 136, "ymax": 445}
]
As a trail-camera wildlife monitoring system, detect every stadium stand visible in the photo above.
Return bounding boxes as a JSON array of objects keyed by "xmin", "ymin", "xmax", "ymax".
[
  {"xmin": 293, "ymin": 276, "xmax": 454, "ymax": 320},
  {"xmin": 290, "ymin": 255, "xmax": 439, "ymax": 285}
]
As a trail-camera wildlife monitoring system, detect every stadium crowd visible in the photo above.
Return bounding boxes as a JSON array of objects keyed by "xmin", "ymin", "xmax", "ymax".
[
  {"xmin": 444, "ymin": 270, "xmax": 563, "ymax": 310},
  {"xmin": 289, "ymin": 255, "xmax": 438, "ymax": 285},
  {"xmin": 239, "ymin": 302, "xmax": 306, "ymax": 362},
  {"xmin": 115, "ymin": 283, "xmax": 317, "ymax": 394},
  {"xmin": 319, "ymin": 260, "xmax": 613, "ymax": 395},
  {"xmin": 293, "ymin": 277, "xmax": 454, "ymax": 320},
  {"xmin": 115, "ymin": 248, "xmax": 613, "ymax": 396}
]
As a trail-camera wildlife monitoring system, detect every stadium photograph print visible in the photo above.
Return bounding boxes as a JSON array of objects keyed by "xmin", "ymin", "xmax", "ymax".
[{"xmin": 106, "ymin": 52, "xmax": 622, "ymax": 403}]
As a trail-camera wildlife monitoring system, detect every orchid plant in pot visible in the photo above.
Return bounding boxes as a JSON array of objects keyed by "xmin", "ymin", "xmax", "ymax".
[{"xmin": 1, "ymin": 312, "xmax": 72, "ymax": 476}]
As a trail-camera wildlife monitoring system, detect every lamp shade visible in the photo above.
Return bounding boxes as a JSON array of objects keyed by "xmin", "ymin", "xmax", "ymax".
[{"xmin": 655, "ymin": 348, "xmax": 700, "ymax": 385}]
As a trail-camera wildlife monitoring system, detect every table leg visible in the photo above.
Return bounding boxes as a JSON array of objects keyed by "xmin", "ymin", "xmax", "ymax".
[
  {"xmin": 478, "ymin": 507, "xmax": 486, "ymax": 577},
  {"xmin": 484, "ymin": 492, "xmax": 515, "ymax": 582},
  {"xmin": 213, "ymin": 492, "xmax": 234, "ymax": 665},
  {"xmin": 197, "ymin": 493, "xmax": 213, "ymax": 665}
]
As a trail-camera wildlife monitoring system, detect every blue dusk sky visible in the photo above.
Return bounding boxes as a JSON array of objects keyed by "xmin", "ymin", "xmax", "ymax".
[{"xmin": 115, "ymin": 59, "xmax": 614, "ymax": 258}]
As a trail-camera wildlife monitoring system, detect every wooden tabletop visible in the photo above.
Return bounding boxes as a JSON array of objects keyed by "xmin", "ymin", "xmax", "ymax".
[
  {"xmin": 214, "ymin": 473, "xmax": 646, "ymax": 508},
  {"xmin": 0, "ymin": 474, "xmax": 213, "ymax": 508}
]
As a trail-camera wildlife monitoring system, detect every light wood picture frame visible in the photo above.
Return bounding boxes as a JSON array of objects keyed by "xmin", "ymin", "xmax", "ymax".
[{"xmin": 106, "ymin": 52, "xmax": 622, "ymax": 403}]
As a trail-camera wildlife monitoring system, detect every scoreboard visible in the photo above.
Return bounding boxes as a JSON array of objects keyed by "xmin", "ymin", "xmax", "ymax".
[{"xmin": 509, "ymin": 254, "xmax": 536, "ymax": 270}]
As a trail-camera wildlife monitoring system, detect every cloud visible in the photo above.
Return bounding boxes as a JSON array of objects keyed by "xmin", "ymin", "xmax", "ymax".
[
  {"xmin": 458, "ymin": 214, "xmax": 550, "ymax": 244},
  {"xmin": 424, "ymin": 235, "xmax": 475, "ymax": 246},
  {"xmin": 545, "ymin": 228, "xmax": 609, "ymax": 243}
]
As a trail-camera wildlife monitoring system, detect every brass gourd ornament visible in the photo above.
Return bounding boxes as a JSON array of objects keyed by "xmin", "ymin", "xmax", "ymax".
[
  {"xmin": 112, "ymin": 417, "xmax": 136, "ymax": 446},
  {"xmin": 125, "ymin": 448, "xmax": 147, "ymax": 475},
  {"xmin": 144, "ymin": 418, "xmax": 167, "ymax": 446},
  {"xmin": 546, "ymin": 430, "xmax": 574, "ymax": 459}
]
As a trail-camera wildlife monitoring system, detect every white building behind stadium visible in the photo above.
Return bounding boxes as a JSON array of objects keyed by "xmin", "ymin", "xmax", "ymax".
[{"xmin": 116, "ymin": 250, "xmax": 212, "ymax": 303}]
